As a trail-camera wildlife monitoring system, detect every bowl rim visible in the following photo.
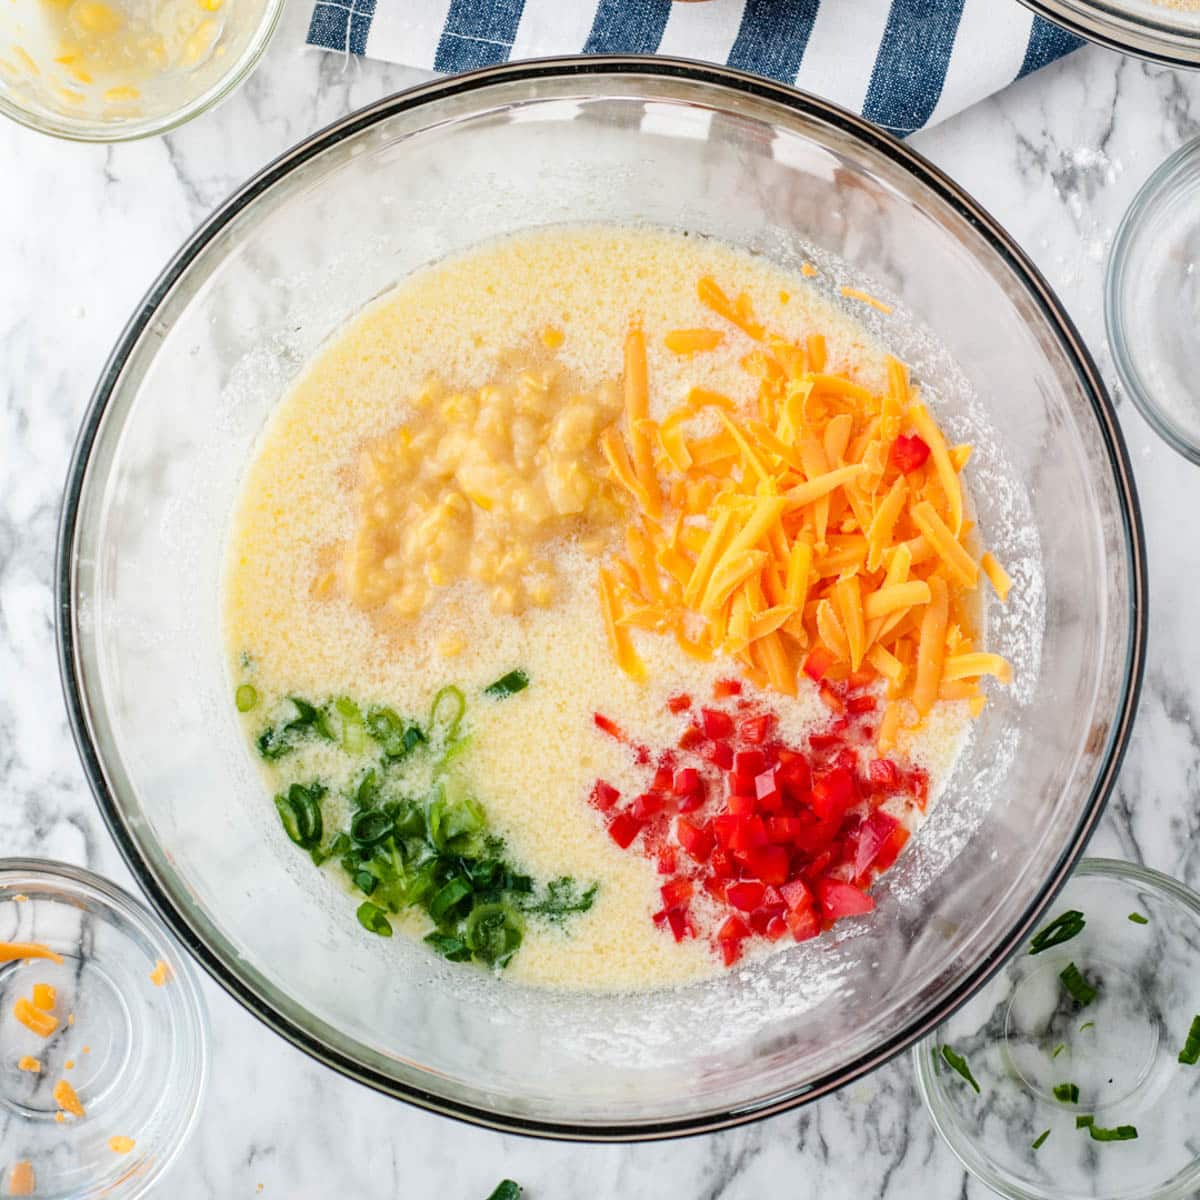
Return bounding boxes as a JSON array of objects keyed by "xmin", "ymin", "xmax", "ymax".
[
  {"xmin": 912, "ymin": 857, "xmax": 1200, "ymax": 1200},
  {"xmin": 53, "ymin": 54, "xmax": 1148, "ymax": 1142},
  {"xmin": 0, "ymin": 855, "xmax": 211, "ymax": 1198},
  {"xmin": 1104, "ymin": 135, "xmax": 1200, "ymax": 467},
  {"xmin": 1015, "ymin": 0, "xmax": 1200, "ymax": 68}
]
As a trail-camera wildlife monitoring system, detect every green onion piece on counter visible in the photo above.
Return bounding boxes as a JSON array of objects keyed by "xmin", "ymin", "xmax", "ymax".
[
  {"xmin": 940, "ymin": 1045, "xmax": 981, "ymax": 1093},
  {"xmin": 484, "ymin": 669, "xmax": 529, "ymax": 699},
  {"xmin": 1051, "ymin": 1044, "xmax": 1066, "ymax": 1059},
  {"xmin": 235, "ymin": 684, "xmax": 258, "ymax": 712},
  {"xmin": 484, "ymin": 1183, "xmax": 522, "ymax": 1200},
  {"xmin": 1088, "ymin": 1123, "xmax": 1138, "ymax": 1142},
  {"xmin": 1031, "ymin": 1129, "xmax": 1051, "ymax": 1150},
  {"xmin": 1079, "ymin": 1021, "xmax": 1095, "ymax": 1033},
  {"xmin": 1053, "ymin": 1082, "xmax": 1080, "ymax": 1104},
  {"xmin": 1076, "ymin": 1115, "xmax": 1094, "ymax": 1129},
  {"xmin": 1060, "ymin": 962, "xmax": 1097, "ymax": 1007},
  {"xmin": 1178, "ymin": 1014, "xmax": 1200, "ymax": 1065},
  {"xmin": 1029, "ymin": 909, "xmax": 1086, "ymax": 954},
  {"xmin": 356, "ymin": 901, "xmax": 392, "ymax": 937},
  {"xmin": 1128, "ymin": 911, "xmax": 1149, "ymax": 925}
]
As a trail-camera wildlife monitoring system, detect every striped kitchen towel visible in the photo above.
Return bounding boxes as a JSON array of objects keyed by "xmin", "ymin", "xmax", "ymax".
[{"xmin": 306, "ymin": 0, "xmax": 1083, "ymax": 136}]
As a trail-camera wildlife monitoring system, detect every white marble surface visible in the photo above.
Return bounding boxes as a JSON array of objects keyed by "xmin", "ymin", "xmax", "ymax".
[{"xmin": 4, "ymin": 7, "xmax": 1200, "ymax": 1196}]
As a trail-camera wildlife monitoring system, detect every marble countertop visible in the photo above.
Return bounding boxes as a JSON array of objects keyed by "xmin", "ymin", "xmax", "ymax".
[{"xmin": 4, "ymin": 8, "xmax": 1200, "ymax": 1196}]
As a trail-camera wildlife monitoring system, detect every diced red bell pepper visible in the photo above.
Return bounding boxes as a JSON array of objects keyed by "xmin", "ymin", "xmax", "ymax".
[
  {"xmin": 786, "ymin": 904, "xmax": 820, "ymax": 942},
  {"xmin": 728, "ymin": 815, "xmax": 768, "ymax": 852},
  {"xmin": 726, "ymin": 771, "xmax": 756, "ymax": 797},
  {"xmin": 678, "ymin": 791, "xmax": 705, "ymax": 813},
  {"xmin": 726, "ymin": 881, "xmax": 766, "ymax": 911},
  {"xmin": 766, "ymin": 816, "xmax": 804, "ymax": 844},
  {"xmin": 702, "ymin": 875, "xmax": 728, "ymax": 903},
  {"xmin": 891, "ymin": 433, "xmax": 931, "ymax": 473},
  {"xmin": 589, "ymin": 780, "xmax": 620, "ymax": 812},
  {"xmin": 652, "ymin": 764, "xmax": 674, "ymax": 792},
  {"xmin": 809, "ymin": 732, "xmax": 844, "ymax": 752},
  {"xmin": 727, "ymin": 792, "xmax": 758, "ymax": 817},
  {"xmin": 854, "ymin": 810, "xmax": 900, "ymax": 878},
  {"xmin": 734, "ymin": 749, "xmax": 766, "ymax": 776},
  {"xmin": 778, "ymin": 756, "xmax": 812, "ymax": 805},
  {"xmin": 665, "ymin": 906, "xmax": 692, "ymax": 942},
  {"xmin": 713, "ymin": 678, "xmax": 743, "ymax": 699},
  {"xmin": 718, "ymin": 915, "xmax": 749, "ymax": 966},
  {"xmin": 660, "ymin": 878, "xmax": 694, "ymax": 909},
  {"xmin": 709, "ymin": 848, "xmax": 736, "ymax": 879},
  {"xmin": 607, "ymin": 810, "xmax": 643, "ymax": 849},
  {"xmin": 810, "ymin": 767, "xmax": 855, "ymax": 821},
  {"xmin": 780, "ymin": 878, "xmax": 812, "ymax": 912},
  {"xmin": 749, "ymin": 905, "xmax": 785, "ymax": 935},
  {"xmin": 700, "ymin": 708, "xmax": 735, "ymax": 739},
  {"xmin": 755, "ymin": 772, "xmax": 783, "ymax": 811},
  {"xmin": 765, "ymin": 914, "xmax": 789, "ymax": 941},
  {"xmin": 761, "ymin": 884, "xmax": 784, "ymax": 906},
  {"xmin": 593, "ymin": 713, "xmax": 624, "ymax": 740},
  {"xmin": 816, "ymin": 878, "xmax": 876, "ymax": 920},
  {"xmin": 867, "ymin": 758, "xmax": 900, "ymax": 791},
  {"xmin": 672, "ymin": 768, "xmax": 701, "ymax": 797},
  {"xmin": 833, "ymin": 747, "xmax": 858, "ymax": 776},
  {"xmin": 678, "ymin": 724, "xmax": 704, "ymax": 751},
  {"xmin": 871, "ymin": 824, "xmax": 910, "ymax": 874},
  {"xmin": 740, "ymin": 714, "xmax": 774, "ymax": 744},
  {"xmin": 657, "ymin": 847, "xmax": 677, "ymax": 875},
  {"xmin": 676, "ymin": 817, "xmax": 714, "ymax": 862},
  {"xmin": 908, "ymin": 767, "xmax": 930, "ymax": 811},
  {"xmin": 713, "ymin": 814, "xmax": 739, "ymax": 850},
  {"xmin": 632, "ymin": 792, "xmax": 666, "ymax": 821},
  {"xmin": 666, "ymin": 693, "xmax": 692, "ymax": 714},
  {"xmin": 848, "ymin": 666, "xmax": 877, "ymax": 690},
  {"xmin": 803, "ymin": 646, "xmax": 836, "ymax": 682},
  {"xmin": 818, "ymin": 683, "xmax": 845, "ymax": 713},
  {"xmin": 742, "ymin": 845, "xmax": 789, "ymax": 885},
  {"xmin": 702, "ymin": 740, "xmax": 734, "ymax": 770},
  {"xmin": 847, "ymin": 694, "xmax": 876, "ymax": 715}
]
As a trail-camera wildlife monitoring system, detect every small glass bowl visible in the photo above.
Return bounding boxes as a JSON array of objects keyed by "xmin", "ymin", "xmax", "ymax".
[
  {"xmin": 0, "ymin": 0, "xmax": 282, "ymax": 142},
  {"xmin": 915, "ymin": 858, "xmax": 1200, "ymax": 1200},
  {"xmin": 0, "ymin": 859, "xmax": 209, "ymax": 1199},
  {"xmin": 1106, "ymin": 137, "xmax": 1200, "ymax": 466}
]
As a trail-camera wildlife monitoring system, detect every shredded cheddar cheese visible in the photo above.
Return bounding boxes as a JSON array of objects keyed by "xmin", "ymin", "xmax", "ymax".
[
  {"xmin": 31, "ymin": 983, "xmax": 55, "ymax": 1012},
  {"xmin": 840, "ymin": 286, "xmax": 894, "ymax": 314},
  {"xmin": 0, "ymin": 942, "xmax": 63, "ymax": 964},
  {"xmin": 13, "ymin": 997, "xmax": 58, "ymax": 1038},
  {"xmin": 6, "ymin": 1161, "xmax": 34, "ymax": 1197},
  {"xmin": 108, "ymin": 1136, "xmax": 136, "ymax": 1155},
  {"xmin": 17, "ymin": 1056, "xmax": 41, "ymax": 1073},
  {"xmin": 149, "ymin": 959, "xmax": 172, "ymax": 987},
  {"xmin": 53, "ymin": 1078, "xmax": 85, "ymax": 1119},
  {"xmin": 596, "ymin": 276, "xmax": 1013, "ymax": 744}
]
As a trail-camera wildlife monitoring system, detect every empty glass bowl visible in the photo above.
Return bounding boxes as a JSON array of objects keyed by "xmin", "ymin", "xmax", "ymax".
[
  {"xmin": 0, "ymin": 859, "xmax": 209, "ymax": 1198},
  {"xmin": 915, "ymin": 859, "xmax": 1200, "ymax": 1200},
  {"xmin": 1106, "ymin": 137, "xmax": 1200, "ymax": 465},
  {"xmin": 57, "ymin": 59, "xmax": 1146, "ymax": 1138}
]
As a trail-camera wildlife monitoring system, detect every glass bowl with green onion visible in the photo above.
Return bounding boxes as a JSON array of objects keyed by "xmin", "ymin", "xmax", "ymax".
[{"xmin": 914, "ymin": 858, "xmax": 1200, "ymax": 1200}]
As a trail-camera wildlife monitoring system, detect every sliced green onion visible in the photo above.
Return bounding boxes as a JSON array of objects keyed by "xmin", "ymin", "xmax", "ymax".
[
  {"xmin": 484, "ymin": 670, "xmax": 529, "ymax": 699},
  {"xmin": 1051, "ymin": 1043, "xmax": 1066, "ymax": 1059},
  {"xmin": 466, "ymin": 903, "xmax": 524, "ymax": 967},
  {"xmin": 429, "ymin": 877, "xmax": 473, "ymax": 923},
  {"xmin": 273, "ymin": 782, "xmax": 325, "ymax": 850},
  {"xmin": 350, "ymin": 809, "xmax": 394, "ymax": 847},
  {"xmin": 1060, "ymin": 962, "xmax": 1097, "ymax": 1007},
  {"xmin": 1178, "ymin": 1014, "xmax": 1200, "ymax": 1065},
  {"xmin": 1053, "ymin": 1082, "xmax": 1080, "ymax": 1104},
  {"xmin": 1128, "ymin": 911, "xmax": 1148, "ymax": 925},
  {"xmin": 1030, "ymin": 909, "xmax": 1086, "ymax": 954},
  {"xmin": 484, "ymin": 1182, "xmax": 522, "ymax": 1200},
  {"xmin": 356, "ymin": 901, "xmax": 392, "ymax": 937},
  {"xmin": 425, "ymin": 931, "xmax": 471, "ymax": 962},
  {"xmin": 1031, "ymin": 1129, "xmax": 1051, "ymax": 1150},
  {"xmin": 939, "ymin": 1045, "xmax": 980, "ymax": 1093},
  {"xmin": 1088, "ymin": 1123, "xmax": 1138, "ymax": 1142},
  {"xmin": 1076, "ymin": 1114, "xmax": 1094, "ymax": 1129},
  {"xmin": 335, "ymin": 697, "xmax": 368, "ymax": 754},
  {"xmin": 353, "ymin": 869, "xmax": 378, "ymax": 896},
  {"xmin": 1079, "ymin": 1021, "xmax": 1095, "ymax": 1033},
  {"xmin": 235, "ymin": 684, "xmax": 258, "ymax": 712},
  {"xmin": 429, "ymin": 685, "xmax": 467, "ymax": 743}
]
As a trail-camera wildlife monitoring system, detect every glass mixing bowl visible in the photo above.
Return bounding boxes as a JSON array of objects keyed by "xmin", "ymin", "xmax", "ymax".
[
  {"xmin": 1016, "ymin": 0, "xmax": 1200, "ymax": 66},
  {"xmin": 56, "ymin": 59, "xmax": 1146, "ymax": 1140}
]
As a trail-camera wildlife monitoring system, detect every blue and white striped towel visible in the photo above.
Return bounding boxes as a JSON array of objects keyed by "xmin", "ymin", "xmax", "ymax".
[{"xmin": 306, "ymin": 0, "xmax": 1083, "ymax": 137}]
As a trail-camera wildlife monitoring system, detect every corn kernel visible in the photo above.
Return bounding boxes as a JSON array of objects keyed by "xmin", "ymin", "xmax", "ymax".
[
  {"xmin": 103, "ymin": 84, "xmax": 140, "ymax": 103},
  {"xmin": 71, "ymin": 0, "xmax": 123, "ymax": 34}
]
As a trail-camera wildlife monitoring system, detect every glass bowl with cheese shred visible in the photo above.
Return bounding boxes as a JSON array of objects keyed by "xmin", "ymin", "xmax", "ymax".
[
  {"xmin": 0, "ymin": 859, "xmax": 208, "ymax": 1198},
  {"xmin": 0, "ymin": 0, "xmax": 281, "ymax": 140}
]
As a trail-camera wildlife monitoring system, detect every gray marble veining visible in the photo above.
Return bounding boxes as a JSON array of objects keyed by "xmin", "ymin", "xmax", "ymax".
[{"xmin": 4, "ymin": 6, "xmax": 1200, "ymax": 1194}]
